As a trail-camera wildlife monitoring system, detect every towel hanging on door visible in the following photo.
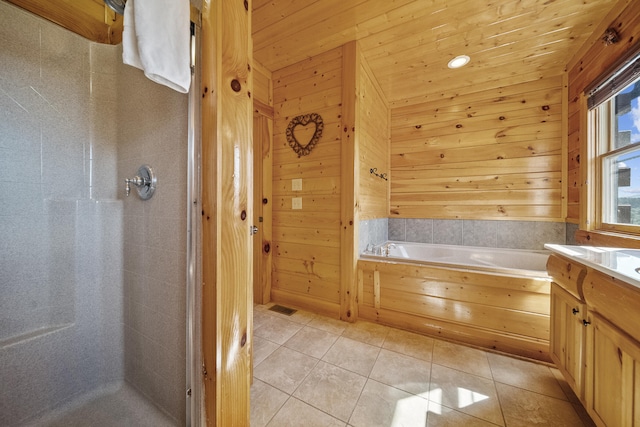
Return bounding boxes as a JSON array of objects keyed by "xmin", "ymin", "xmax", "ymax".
[{"xmin": 122, "ymin": 0, "xmax": 191, "ymax": 93}]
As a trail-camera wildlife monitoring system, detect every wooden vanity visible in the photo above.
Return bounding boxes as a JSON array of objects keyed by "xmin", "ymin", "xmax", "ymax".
[{"xmin": 546, "ymin": 245, "xmax": 640, "ymax": 427}]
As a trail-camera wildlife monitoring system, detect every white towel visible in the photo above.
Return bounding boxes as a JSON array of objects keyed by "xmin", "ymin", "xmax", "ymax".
[{"xmin": 122, "ymin": 0, "xmax": 191, "ymax": 94}]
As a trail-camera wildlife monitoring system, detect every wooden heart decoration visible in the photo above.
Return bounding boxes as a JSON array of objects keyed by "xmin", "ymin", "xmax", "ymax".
[{"xmin": 286, "ymin": 113, "xmax": 324, "ymax": 157}]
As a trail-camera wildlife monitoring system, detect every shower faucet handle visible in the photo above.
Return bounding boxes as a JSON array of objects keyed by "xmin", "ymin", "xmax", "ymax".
[
  {"xmin": 124, "ymin": 165, "xmax": 157, "ymax": 200},
  {"xmin": 124, "ymin": 175, "xmax": 144, "ymax": 196}
]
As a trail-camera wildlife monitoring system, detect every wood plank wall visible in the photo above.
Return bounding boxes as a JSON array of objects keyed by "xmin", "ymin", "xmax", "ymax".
[
  {"xmin": 389, "ymin": 77, "xmax": 565, "ymax": 221},
  {"xmin": 566, "ymin": 0, "xmax": 640, "ymax": 226},
  {"xmin": 358, "ymin": 53, "xmax": 390, "ymax": 220},
  {"xmin": 271, "ymin": 47, "xmax": 344, "ymax": 317}
]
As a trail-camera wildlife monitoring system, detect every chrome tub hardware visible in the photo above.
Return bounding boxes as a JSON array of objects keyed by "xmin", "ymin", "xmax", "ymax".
[
  {"xmin": 380, "ymin": 242, "xmax": 396, "ymax": 257},
  {"xmin": 125, "ymin": 165, "xmax": 157, "ymax": 200}
]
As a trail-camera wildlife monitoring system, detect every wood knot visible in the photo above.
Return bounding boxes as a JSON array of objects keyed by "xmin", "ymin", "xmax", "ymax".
[
  {"xmin": 240, "ymin": 331, "xmax": 247, "ymax": 347},
  {"xmin": 542, "ymin": 105, "xmax": 550, "ymax": 111},
  {"xmin": 240, "ymin": 210, "xmax": 247, "ymax": 221},
  {"xmin": 415, "ymin": 125, "xmax": 422, "ymax": 129},
  {"xmin": 455, "ymin": 124, "xmax": 463, "ymax": 128},
  {"xmin": 231, "ymin": 79, "xmax": 241, "ymax": 92},
  {"xmin": 499, "ymin": 116, "xmax": 506, "ymax": 120}
]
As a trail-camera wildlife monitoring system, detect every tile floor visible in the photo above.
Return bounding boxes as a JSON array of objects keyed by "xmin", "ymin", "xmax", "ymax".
[{"xmin": 251, "ymin": 303, "xmax": 596, "ymax": 427}]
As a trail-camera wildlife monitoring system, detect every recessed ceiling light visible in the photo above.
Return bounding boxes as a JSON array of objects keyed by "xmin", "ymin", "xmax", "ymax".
[{"xmin": 448, "ymin": 55, "xmax": 470, "ymax": 69}]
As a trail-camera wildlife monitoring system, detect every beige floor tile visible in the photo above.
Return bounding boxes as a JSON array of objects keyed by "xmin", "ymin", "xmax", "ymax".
[
  {"xmin": 429, "ymin": 364, "xmax": 504, "ymax": 426},
  {"xmin": 308, "ymin": 316, "xmax": 348, "ymax": 335},
  {"xmin": 369, "ymin": 348, "xmax": 431, "ymax": 395},
  {"xmin": 254, "ymin": 315, "xmax": 304, "ymax": 345},
  {"xmin": 432, "ymin": 340, "xmax": 492, "ymax": 379},
  {"xmin": 253, "ymin": 347, "xmax": 318, "ymax": 394},
  {"xmin": 254, "ymin": 310, "xmax": 272, "ymax": 330},
  {"xmin": 284, "ymin": 325, "xmax": 339, "ymax": 359},
  {"xmin": 322, "ymin": 336, "xmax": 381, "ymax": 376},
  {"xmin": 250, "ymin": 379, "xmax": 289, "ymax": 427},
  {"xmin": 253, "ymin": 335, "xmax": 280, "ymax": 366},
  {"xmin": 496, "ymin": 382, "xmax": 586, "ymax": 426},
  {"xmin": 426, "ymin": 401, "xmax": 502, "ymax": 426},
  {"xmin": 382, "ymin": 328, "xmax": 434, "ymax": 361},
  {"xmin": 267, "ymin": 397, "xmax": 346, "ymax": 427},
  {"xmin": 349, "ymin": 379, "xmax": 429, "ymax": 427},
  {"xmin": 342, "ymin": 320, "xmax": 390, "ymax": 347},
  {"xmin": 487, "ymin": 353, "xmax": 566, "ymax": 400},
  {"xmin": 293, "ymin": 361, "xmax": 367, "ymax": 422}
]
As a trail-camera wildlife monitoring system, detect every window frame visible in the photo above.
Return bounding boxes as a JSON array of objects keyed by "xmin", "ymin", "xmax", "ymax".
[{"xmin": 587, "ymin": 78, "xmax": 640, "ymax": 237}]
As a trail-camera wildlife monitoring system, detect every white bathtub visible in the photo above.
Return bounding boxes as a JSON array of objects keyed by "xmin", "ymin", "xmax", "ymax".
[
  {"xmin": 361, "ymin": 241, "xmax": 550, "ymax": 278},
  {"xmin": 357, "ymin": 241, "xmax": 552, "ymax": 361}
]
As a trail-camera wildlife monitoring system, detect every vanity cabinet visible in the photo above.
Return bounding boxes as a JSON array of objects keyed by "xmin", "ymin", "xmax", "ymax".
[
  {"xmin": 547, "ymin": 251, "xmax": 640, "ymax": 427},
  {"xmin": 584, "ymin": 312, "xmax": 640, "ymax": 427},
  {"xmin": 550, "ymin": 283, "xmax": 586, "ymax": 399}
]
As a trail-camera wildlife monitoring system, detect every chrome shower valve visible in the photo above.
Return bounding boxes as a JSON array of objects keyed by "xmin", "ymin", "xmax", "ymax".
[{"xmin": 124, "ymin": 165, "xmax": 157, "ymax": 200}]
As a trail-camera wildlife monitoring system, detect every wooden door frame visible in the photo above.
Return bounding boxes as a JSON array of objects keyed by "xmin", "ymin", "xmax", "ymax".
[{"xmin": 201, "ymin": 0, "xmax": 253, "ymax": 425}]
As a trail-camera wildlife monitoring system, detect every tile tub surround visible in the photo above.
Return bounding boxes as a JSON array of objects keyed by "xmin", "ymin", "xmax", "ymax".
[
  {"xmin": 388, "ymin": 218, "xmax": 566, "ymax": 250},
  {"xmin": 252, "ymin": 303, "xmax": 595, "ymax": 427},
  {"xmin": 358, "ymin": 218, "xmax": 388, "ymax": 254}
]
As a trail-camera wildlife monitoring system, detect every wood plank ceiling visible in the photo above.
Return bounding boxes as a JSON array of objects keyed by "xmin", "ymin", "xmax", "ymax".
[{"xmin": 252, "ymin": 0, "xmax": 618, "ymax": 107}]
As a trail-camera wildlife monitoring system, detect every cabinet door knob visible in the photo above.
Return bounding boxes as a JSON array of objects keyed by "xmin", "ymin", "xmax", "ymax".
[
  {"xmin": 583, "ymin": 319, "xmax": 591, "ymax": 327},
  {"xmin": 572, "ymin": 308, "xmax": 579, "ymax": 315}
]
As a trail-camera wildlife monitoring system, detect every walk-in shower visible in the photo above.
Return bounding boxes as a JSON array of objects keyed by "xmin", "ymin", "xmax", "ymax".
[{"xmin": 0, "ymin": 1, "xmax": 200, "ymax": 425}]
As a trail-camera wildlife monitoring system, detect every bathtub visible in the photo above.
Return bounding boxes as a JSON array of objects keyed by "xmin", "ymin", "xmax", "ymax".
[
  {"xmin": 361, "ymin": 241, "xmax": 550, "ymax": 278},
  {"xmin": 357, "ymin": 242, "xmax": 552, "ymax": 361}
]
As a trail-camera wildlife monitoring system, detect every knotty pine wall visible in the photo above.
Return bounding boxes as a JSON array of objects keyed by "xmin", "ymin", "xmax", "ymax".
[
  {"xmin": 566, "ymin": 0, "xmax": 640, "ymax": 228},
  {"xmin": 270, "ymin": 43, "xmax": 389, "ymax": 317},
  {"xmin": 358, "ymin": 56, "xmax": 390, "ymax": 220},
  {"xmin": 390, "ymin": 77, "xmax": 564, "ymax": 221},
  {"xmin": 271, "ymin": 47, "xmax": 344, "ymax": 316}
]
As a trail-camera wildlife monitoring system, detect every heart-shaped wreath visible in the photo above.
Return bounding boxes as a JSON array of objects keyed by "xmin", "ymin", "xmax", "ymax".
[{"xmin": 285, "ymin": 113, "xmax": 324, "ymax": 157}]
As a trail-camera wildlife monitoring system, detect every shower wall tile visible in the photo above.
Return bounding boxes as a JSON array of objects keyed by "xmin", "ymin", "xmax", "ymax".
[
  {"xmin": 117, "ymin": 45, "xmax": 188, "ymax": 423},
  {"xmin": 0, "ymin": 2, "xmax": 41, "ymax": 90},
  {"xmin": 1, "ymin": 4, "xmax": 125, "ymax": 424},
  {"xmin": 406, "ymin": 218, "xmax": 433, "ymax": 243},
  {"xmin": 388, "ymin": 218, "xmax": 406, "ymax": 241},
  {"xmin": 0, "ymin": 182, "xmax": 43, "ymax": 216},
  {"xmin": 433, "ymin": 219, "xmax": 463, "ymax": 245},
  {"xmin": 39, "ymin": 21, "xmax": 90, "ymax": 125},
  {"xmin": 0, "ymin": 89, "xmax": 41, "ymax": 153}
]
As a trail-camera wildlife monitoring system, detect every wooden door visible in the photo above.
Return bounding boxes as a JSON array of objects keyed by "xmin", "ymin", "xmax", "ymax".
[
  {"xmin": 252, "ymin": 112, "xmax": 272, "ymax": 305},
  {"xmin": 549, "ymin": 283, "xmax": 586, "ymax": 399},
  {"xmin": 585, "ymin": 312, "xmax": 640, "ymax": 427}
]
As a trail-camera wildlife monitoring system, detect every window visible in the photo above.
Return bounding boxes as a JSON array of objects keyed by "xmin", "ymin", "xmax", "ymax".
[{"xmin": 588, "ymin": 56, "xmax": 640, "ymax": 234}]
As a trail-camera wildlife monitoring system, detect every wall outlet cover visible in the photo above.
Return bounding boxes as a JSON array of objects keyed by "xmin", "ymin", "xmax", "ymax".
[
  {"xmin": 292, "ymin": 197, "xmax": 302, "ymax": 209},
  {"xmin": 292, "ymin": 178, "xmax": 302, "ymax": 191}
]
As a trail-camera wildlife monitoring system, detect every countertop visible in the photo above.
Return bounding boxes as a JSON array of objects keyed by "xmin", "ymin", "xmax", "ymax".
[{"xmin": 545, "ymin": 244, "xmax": 640, "ymax": 288}]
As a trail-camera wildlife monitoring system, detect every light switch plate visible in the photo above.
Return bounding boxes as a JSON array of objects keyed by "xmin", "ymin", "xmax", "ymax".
[
  {"xmin": 292, "ymin": 178, "xmax": 302, "ymax": 191},
  {"xmin": 292, "ymin": 197, "xmax": 302, "ymax": 209}
]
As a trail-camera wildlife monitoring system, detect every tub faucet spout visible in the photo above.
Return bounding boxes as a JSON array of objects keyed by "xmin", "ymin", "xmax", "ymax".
[{"xmin": 382, "ymin": 243, "xmax": 396, "ymax": 257}]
